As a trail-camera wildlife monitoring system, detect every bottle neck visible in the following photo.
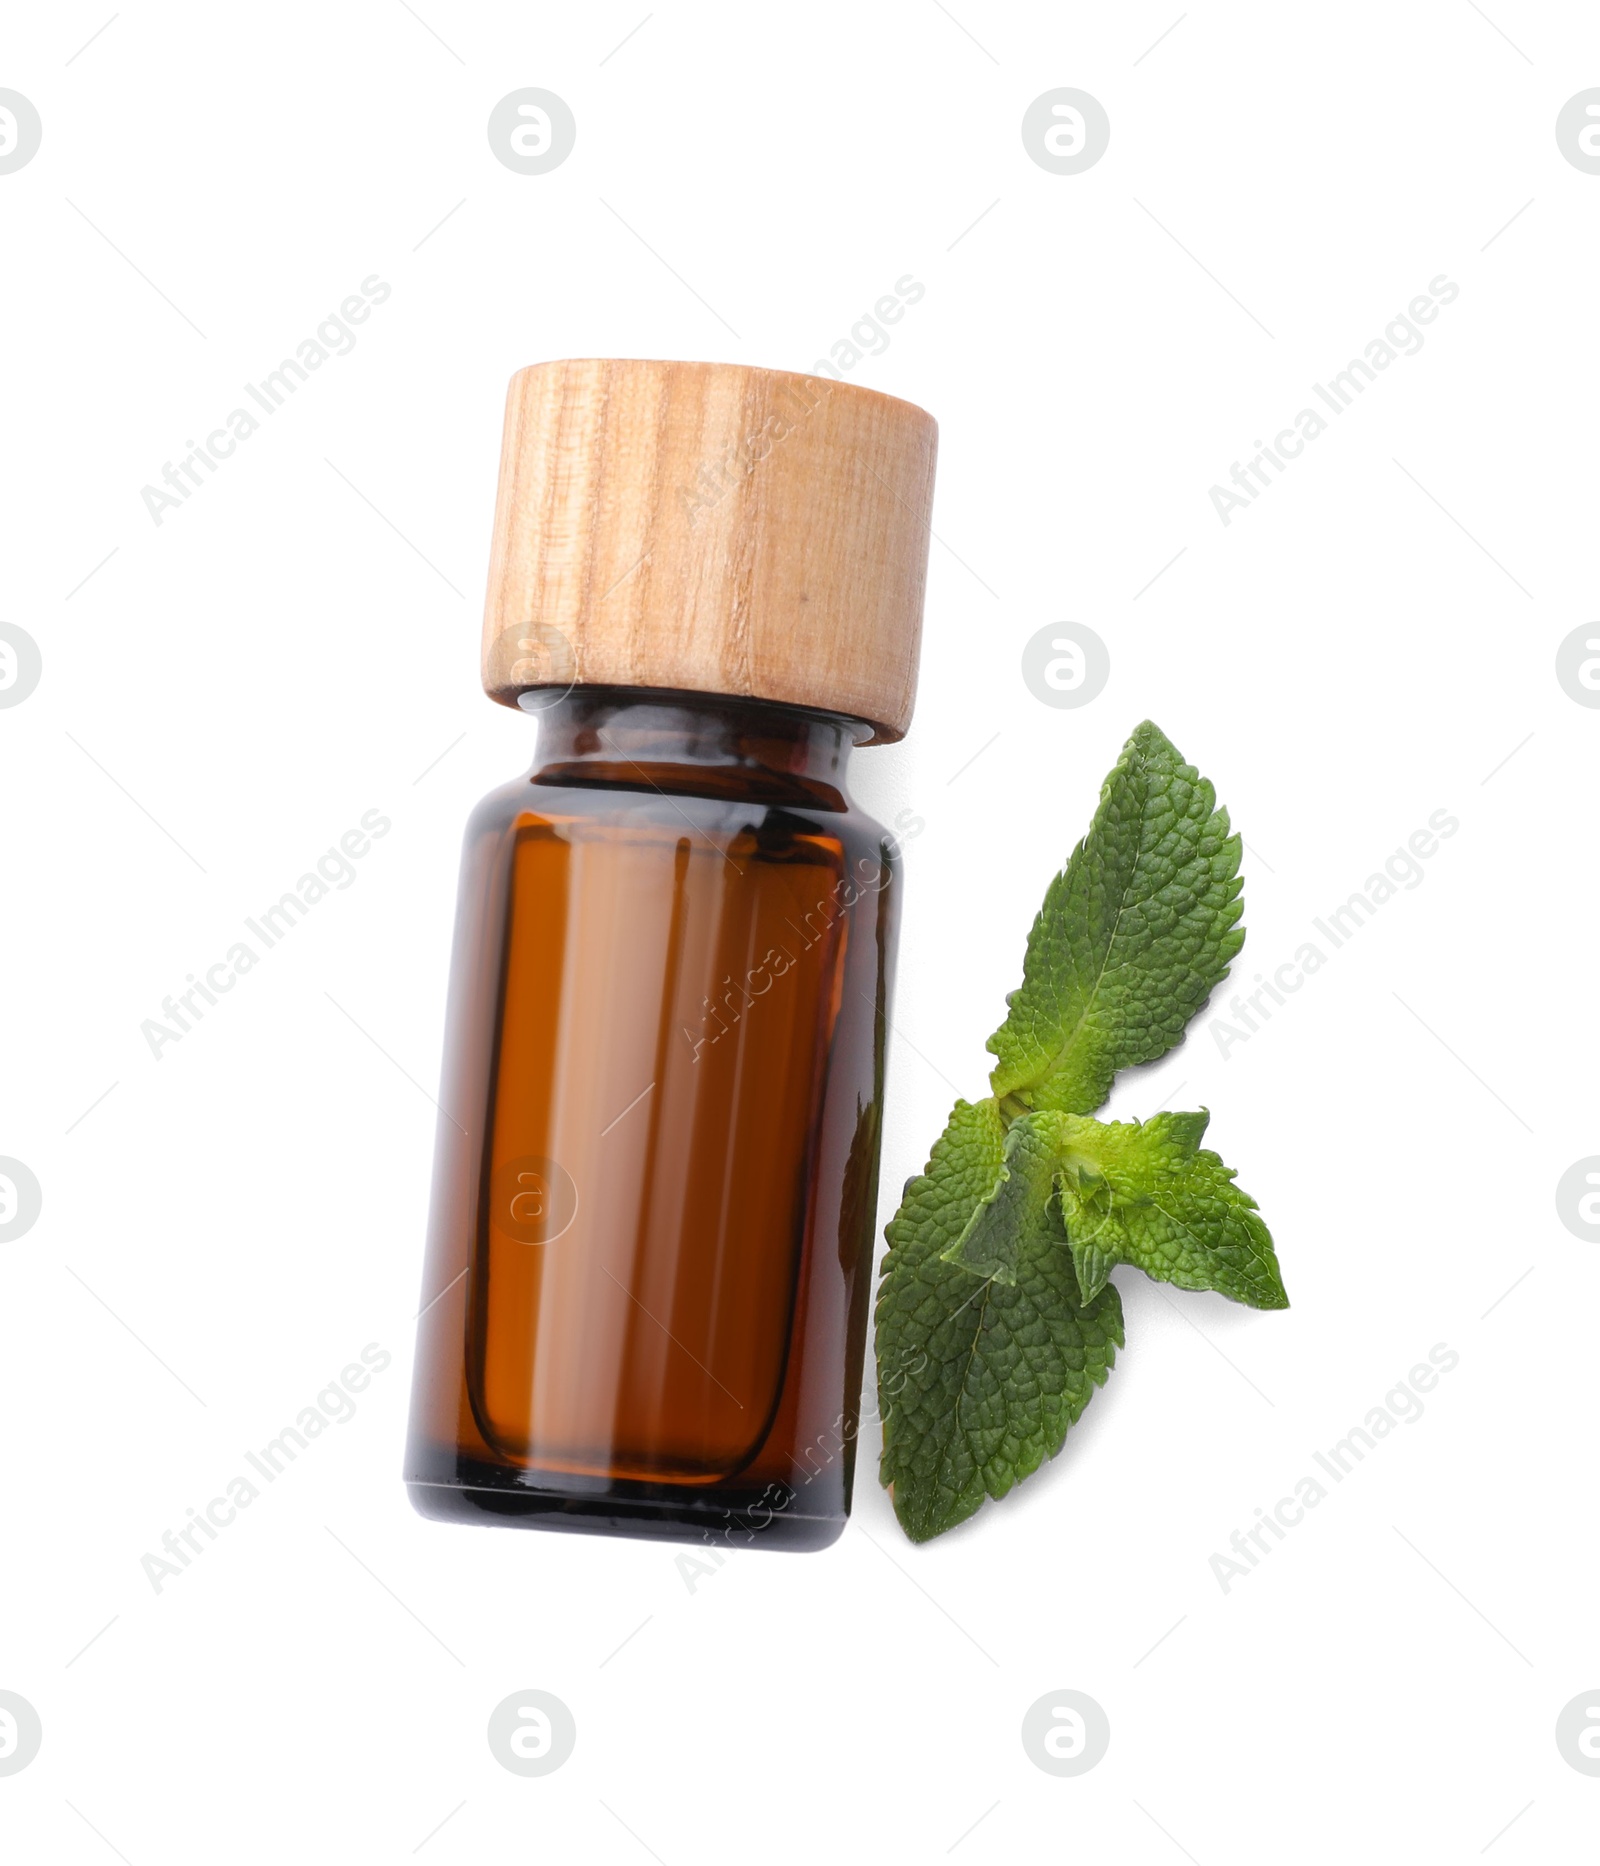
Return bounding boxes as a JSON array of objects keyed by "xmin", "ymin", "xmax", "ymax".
[{"xmin": 523, "ymin": 687, "xmax": 864, "ymax": 808}]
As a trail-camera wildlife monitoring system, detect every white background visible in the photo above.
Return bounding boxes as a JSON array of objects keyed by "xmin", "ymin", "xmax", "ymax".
[{"xmin": 3, "ymin": 1, "xmax": 1598, "ymax": 1858}]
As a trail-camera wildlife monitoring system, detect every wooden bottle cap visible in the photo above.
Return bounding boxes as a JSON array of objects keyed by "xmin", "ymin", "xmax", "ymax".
[{"xmin": 481, "ymin": 359, "xmax": 938, "ymax": 742}]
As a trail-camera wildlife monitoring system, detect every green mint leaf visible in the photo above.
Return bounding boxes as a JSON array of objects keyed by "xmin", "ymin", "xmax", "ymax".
[
  {"xmin": 986, "ymin": 720, "xmax": 1244, "ymax": 1116},
  {"xmin": 940, "ymin": 1109, "xmax": 1065, "ymax": 1286},
  {"xmin": 1055, "ymin": 1109, "xmax": 1289, "ymax": 1309},
  {"xmin": 1067, "ymin": 1230, "xmax": 1117, "ymax": 1305},
  {"xmin": 875, "ymin": 1098, "xmax": 1123, "ymax": 1543}
]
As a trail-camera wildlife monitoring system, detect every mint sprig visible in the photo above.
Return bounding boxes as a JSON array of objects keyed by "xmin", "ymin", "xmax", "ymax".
[{"xmin": 874, "ymin": 722, "xmax": 1286, "ymax": 1543}]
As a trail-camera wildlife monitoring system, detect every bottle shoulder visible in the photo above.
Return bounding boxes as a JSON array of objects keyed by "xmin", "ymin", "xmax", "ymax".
[{"xmin": 467, "ymin": 768, "xmax": 897, "ymax": 863}]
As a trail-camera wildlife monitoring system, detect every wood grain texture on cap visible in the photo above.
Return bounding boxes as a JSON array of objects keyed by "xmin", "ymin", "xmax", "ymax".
[{"xmin": 481, "ymin": 358, "xmax": 938, "ymax": 742}]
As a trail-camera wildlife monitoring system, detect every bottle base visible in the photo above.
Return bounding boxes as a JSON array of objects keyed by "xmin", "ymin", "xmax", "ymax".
[{"xmin": 405, "ymin": 1469, "xmax": 846, "ymax": 1552}]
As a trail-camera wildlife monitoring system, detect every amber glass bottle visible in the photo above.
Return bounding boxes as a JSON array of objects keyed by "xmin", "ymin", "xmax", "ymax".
[{"xmin": 404, "ymin": 359, "xmax": 937, "ymax": 1549}]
